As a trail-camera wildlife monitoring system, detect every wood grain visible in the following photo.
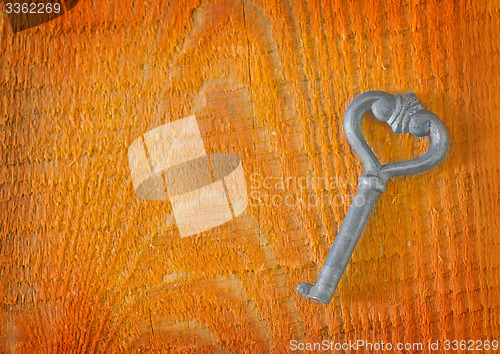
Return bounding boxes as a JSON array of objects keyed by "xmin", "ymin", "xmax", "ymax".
[{"xmin": 1, "ymin": 0, "xmax": 499, "ymax": 352}]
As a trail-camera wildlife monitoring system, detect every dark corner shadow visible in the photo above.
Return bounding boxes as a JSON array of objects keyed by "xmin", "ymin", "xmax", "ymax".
[{"xmin": 2, "ymin": 0, "xmax": 81, "ymax": 33}]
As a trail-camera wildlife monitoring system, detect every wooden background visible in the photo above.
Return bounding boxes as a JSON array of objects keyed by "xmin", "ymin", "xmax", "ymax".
[{"xmin": 1, "ymin": 0, "xmax": 499, "ymax": 352}]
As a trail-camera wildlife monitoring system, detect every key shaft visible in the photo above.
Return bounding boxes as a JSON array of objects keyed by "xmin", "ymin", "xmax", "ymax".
[{"xmin": 297, "ymin": 182, "xmax": 380, "ymax": 303}]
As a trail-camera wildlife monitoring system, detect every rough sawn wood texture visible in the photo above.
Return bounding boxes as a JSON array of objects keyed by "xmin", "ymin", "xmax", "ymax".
[{"xmin": 0, "ymin": 0, "xmax": 499, "ymax": 352}]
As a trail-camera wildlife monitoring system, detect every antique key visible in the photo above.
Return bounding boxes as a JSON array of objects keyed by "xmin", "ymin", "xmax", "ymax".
[{"xmin": 297, "ymin": 91, "xmax": 449, "ymax": 304}]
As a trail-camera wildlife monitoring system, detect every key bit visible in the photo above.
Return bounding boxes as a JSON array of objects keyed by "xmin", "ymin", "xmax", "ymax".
[{"xmin": 297, "ymin": 91, "xmax": 449, "ymax": 304}]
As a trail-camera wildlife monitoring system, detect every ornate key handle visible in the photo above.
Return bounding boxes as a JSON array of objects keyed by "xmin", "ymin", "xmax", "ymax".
[
  {"xmin": 297, "ymin": 91, "xmax": 449, "ymax": 304},
  {"xmin": 344, "ymin": 91, "xmax": 449, "ymax": 190}
]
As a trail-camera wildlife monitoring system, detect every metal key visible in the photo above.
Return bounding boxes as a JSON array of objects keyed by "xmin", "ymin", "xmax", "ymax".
[{"xmin": 297, "ymin": 91, "xmax": 449, "ymax": 304}]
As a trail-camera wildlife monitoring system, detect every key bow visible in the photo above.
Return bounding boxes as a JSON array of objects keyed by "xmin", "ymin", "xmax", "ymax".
[{"xmin": 344, "ymin": 91, "xmax": 449, "ymax": 189}]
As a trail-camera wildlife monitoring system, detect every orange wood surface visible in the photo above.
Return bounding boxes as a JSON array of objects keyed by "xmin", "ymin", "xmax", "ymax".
[{"xmin": 1, "ymin": 0, "xmax": 499, "ymax": 352}]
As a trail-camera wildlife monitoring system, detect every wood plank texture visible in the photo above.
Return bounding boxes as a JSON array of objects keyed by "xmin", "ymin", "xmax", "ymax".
[{"xmin": 1, "ymin": 0, "xmax": 499, "ymax": 352}]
